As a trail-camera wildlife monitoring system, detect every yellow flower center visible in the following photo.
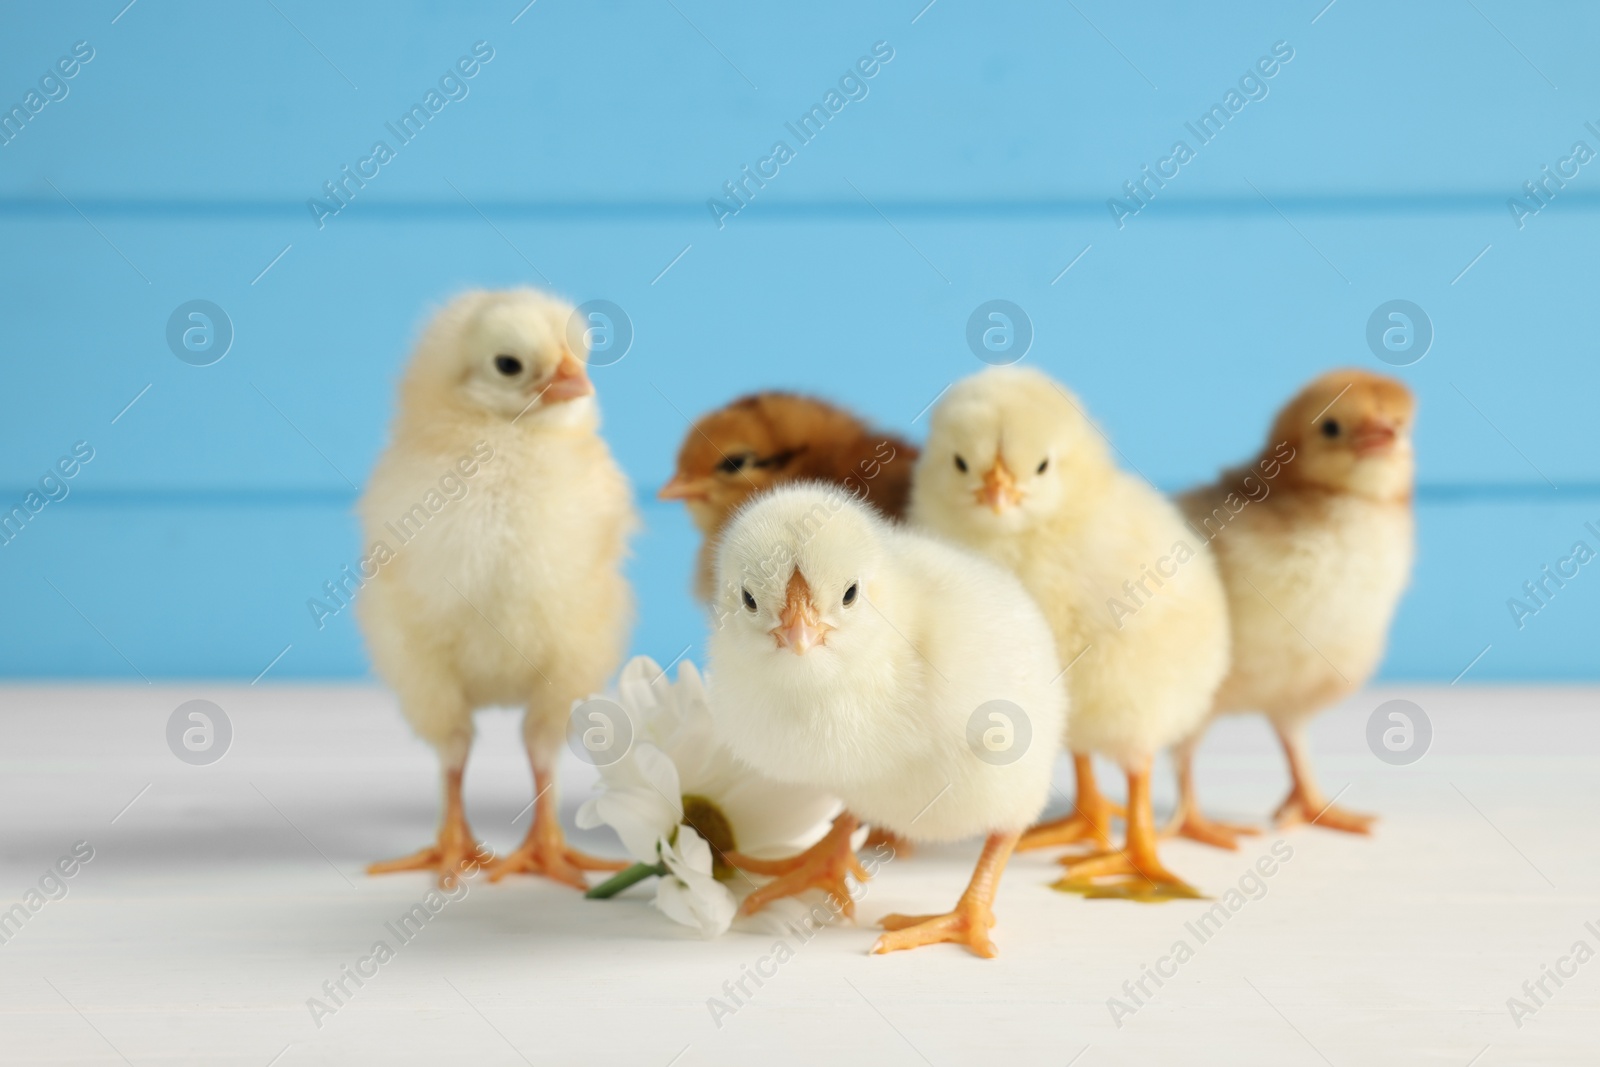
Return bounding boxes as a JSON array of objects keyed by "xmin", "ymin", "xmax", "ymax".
[{"xmin": 680, "ymin": 794, "xmax": 737, "ymax": 880}]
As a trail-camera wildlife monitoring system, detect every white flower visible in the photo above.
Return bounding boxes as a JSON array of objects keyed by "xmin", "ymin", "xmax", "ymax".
[
  {"xmin": 654, "ymin": 826, "xmax": 737, "ymax": 938},
  {"xmin": 577, "ymin": 655, "xmax": 838, "ymax": 937}
]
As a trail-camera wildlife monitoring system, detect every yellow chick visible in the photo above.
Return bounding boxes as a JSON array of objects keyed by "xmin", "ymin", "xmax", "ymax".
[
  {"xmin": 359, "ymin": 289, "xmax": 634, "ymax": 888},
  {"xmin": 708, "ymin": 484, "xmax": 1067, "ymax": 957},
  {"xmin": 911, "ymin": 367, "xmax": 1229, "ymax": 899},
  {"xmin": 1171, "ymin": 369, "xmax": 1416, "ymax": 845},
  {"xmin": 659, "ymin": 392, "xmax": 917, "ymax": 602}
]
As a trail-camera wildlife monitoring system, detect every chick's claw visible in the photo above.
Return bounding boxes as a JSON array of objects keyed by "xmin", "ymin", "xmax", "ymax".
[
  {"xmin": 1276, "ymin": 792, "xmax": 1376, "ymax": 835},
  {"xmin": 731, "ymin": 815, "xmax": 867, "ymax": 918},
  {"xmin": 487, "ymin": 835, "xmax": 625, "ymax": 890},
  {"xmin": 369, "ymin": 768, "xmax": 493, "ymax": 887},
  {"xmin": 367, "ymin": 836, "xmax": 494, "ymax": 888},
  {"xmin": 873, "ymin": 902, "xmax": 998, "ymax": 959},
  {"xmin": 1017, "ymin": 808, "xmax": 1119, "ymax": 852},
  {"xmin": 871, "ymin": 831, "xmax": 1016, "ymax": 958},
  {"xmin": 737, "ymin": 859, "xmax": 861, "ymax": 920},
  {"xmin": 1017, "ymin": 755, "xmax": 1124, "ymax": 852},
  {"xmin": 1167, "ymin": 810, "xmax": 1261, "ymax": 851}
]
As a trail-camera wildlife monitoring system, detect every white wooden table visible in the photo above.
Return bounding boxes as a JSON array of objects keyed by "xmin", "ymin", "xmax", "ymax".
[{"xmin": 0, "ymin": 684, "xmax": 1593, "ymax": 1066}]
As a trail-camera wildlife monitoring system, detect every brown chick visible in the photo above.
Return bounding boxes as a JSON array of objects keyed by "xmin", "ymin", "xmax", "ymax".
[
  {"xmin": 1171, "ymin": 368, "xmax": 1416, "ymax": 847},
  {"xmin": 659, "ymin": 392, "xmax": 918, "ymax": 601}
]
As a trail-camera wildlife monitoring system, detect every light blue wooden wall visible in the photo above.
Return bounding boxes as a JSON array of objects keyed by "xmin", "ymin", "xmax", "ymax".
[{"xmin": 1, "ymin": 1, "xmax": 1595, "ymax": 680}]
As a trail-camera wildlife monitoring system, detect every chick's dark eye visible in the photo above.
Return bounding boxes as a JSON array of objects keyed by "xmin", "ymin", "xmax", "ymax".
[
  {"xmin": 954, "ymin": 454, "xmax": 968, "ymax": 473},
  {"xmin": 741, "ymin": 587, "xmax": 757, "ymax": 612},
  {"xmin": 1321, "ymin": 419, "xmax": 1340, "ymax": 438},
  {"xmin": 718, "ymin": 454, "xmax": 749, "ymax": 475},
  {"xmin": 842, "ymin": 582, "xmax": 858, "ymax": 607},
  {"xmin": 494, "ymin": 355, "xmax": 523, "ymax": 376},
  {"xmin": 1036, "ymin": 458, "xmax": 1049, "ymax": 474}
]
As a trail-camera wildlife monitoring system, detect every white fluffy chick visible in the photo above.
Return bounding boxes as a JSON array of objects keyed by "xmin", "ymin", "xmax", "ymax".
[
  {"xmin": 707, "ymin": 484, "xmax": 1066, "ymax": 957},
  {"xmin": 360, "ymin": 288, "xmax": 635, "ymax": 888},
  {"xmin": 910, "ymin": 366, "xmax": 1229, "ymax": 900},
  {"xmin": 1171, "ymin": 369, "xmax": 1416, "ymax": 845}
]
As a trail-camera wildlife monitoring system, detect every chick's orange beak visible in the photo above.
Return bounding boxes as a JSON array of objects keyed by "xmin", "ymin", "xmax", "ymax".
[
  {"xmin": 976, "ymin": 456, "xmax": 1023, "ymax": 514},
  {"xmin": 1350, "ymin": 419, "xmax": 1399, "ymax": 456},
  {"xmin": 540, "ymin": 351, "xmax": 593, "ymax": 403},
  {"xmin": 657, "ymin": 473, "xmax": 712, "ymax": 502},
  {"xmin": 770, "ymin": 571, "xmax": 831, "ymax": 655}
]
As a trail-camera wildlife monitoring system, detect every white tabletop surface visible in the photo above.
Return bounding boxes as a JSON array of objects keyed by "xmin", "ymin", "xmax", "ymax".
[{"xmin": 0, "ymin": 683, "xmax": 1594, "ymax": 1066}]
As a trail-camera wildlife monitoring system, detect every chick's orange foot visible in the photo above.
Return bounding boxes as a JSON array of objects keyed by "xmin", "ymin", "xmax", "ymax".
[
  {"xmin": 1052, "ymin": 762, "xmax": 1203, "ymax": 901},
  {"xmin": 1166, "ymin": 808, "xmax": 1261, "ymax": 851},
  {"xmin": 1017, "ymin": 754, "xmax": 1123, "ymax": 852},
  {"xmin": 487, "ymin": 830, "xmax": 626, "ymax": 890},
  {"xmin": 1166, "ymin": 749, "xmax": 1261, "ymax": 850},
  {"xmin": 873, "ymin": 901, "xmax": 998, "ymax": 958},
  {"xmin": 1275, "ymin": 791, "xmax": 1377, "ymax": 835},
  {"xmin": 1017, "ymin": 806, "xmax": 1122, "ymax": 852},
  {"xmin": 370, "ymin": 767, "xmax": 493, "ymax": 886},
  {"xmin": 367, "ymin": 832, "xmax": 493, "ymax": 888},
  {"xmin": 731, "ymin": 814, "xmax": 867, "ymax": 918},
  {"xmin": 872, "ymin": 831, "xmax": 1018, "ymax": 958}
]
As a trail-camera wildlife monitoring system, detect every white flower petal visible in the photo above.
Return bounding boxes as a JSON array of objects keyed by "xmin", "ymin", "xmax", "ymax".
[
  {"xmin": 616, "ymin": 658, "xmax": 664, "ymax": 734},
  {"xmin": 655, "ymin": 874, "xmax": 736, "ymax": 938},
  {"xmin": 655, "ymin": 826, "xmax": 736, "ymax": 937},
  {"xmin": 664, "ymin": 824, "xmax": 716, "ymax": 877},
  {"xmin": 630, "ymin": 743, "xmax": 684, "ymax": 813},
  {"xmin": 582, "ymin": 790, "xmax": 674, "ymax": 864},
  {"xmin": 575, "ymin": 653, "xmax": 836, "ymax": 936},
  {"xmin": 574, "ymin": 796, "xmax": 604, "ymax": 830},
  {"xmin": 718, "ymin": 777, "xmax": 842, "ymax": 856},
  {"xmin": 617, "ymin": 655, "xmax": 662, "ymax": 695}
]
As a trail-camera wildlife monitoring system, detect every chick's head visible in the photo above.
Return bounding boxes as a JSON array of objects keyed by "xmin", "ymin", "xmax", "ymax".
[
  {"xmin": 402, "ymin": 289, "xmax": 594, "ymax": 425},
  {"xmin": 1272, "ymin": 369, "xmax": 1415, "ymax": 501},
  {"xmin": 915, "ymin": 367, "xmax": 1112, "ymax": 540},
  {"xmin": 711, "ymin": 483, "xmax": 895, "ymax": 685},
  {"xmin": 659, "ymin": 394, "xmax": 864, "ymax": 535}
]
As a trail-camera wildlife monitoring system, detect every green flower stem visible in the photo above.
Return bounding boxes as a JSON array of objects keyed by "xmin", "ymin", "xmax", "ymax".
[{"xmin": 585, "ymin": 861, "xmax": 669, "ymax": 900}]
